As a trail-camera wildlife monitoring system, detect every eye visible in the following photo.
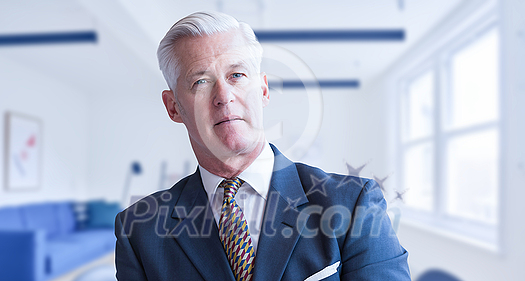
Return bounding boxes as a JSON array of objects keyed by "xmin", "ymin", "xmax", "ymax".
[
  {"xmin": 232, "ymin": 73, "xmax": 244, "ymax": 79},
  {"xmin": 194, "ymin": 79, "xmax": 206, "ymax": 85}
]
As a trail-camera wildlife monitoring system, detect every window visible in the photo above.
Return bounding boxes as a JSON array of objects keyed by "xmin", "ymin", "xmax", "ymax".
[
  {"xmin": 399, "ymin": 23, "xmax": 500, "ymax": 246},
  {"xmin": 402, "ymin": 70, "xmax": 435, "ymax": 211}
]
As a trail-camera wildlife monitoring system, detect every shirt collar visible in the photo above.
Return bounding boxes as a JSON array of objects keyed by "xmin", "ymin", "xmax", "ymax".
[{"xmin": 199, "ymin": 142, "xmax": 274, "ymax": 200}]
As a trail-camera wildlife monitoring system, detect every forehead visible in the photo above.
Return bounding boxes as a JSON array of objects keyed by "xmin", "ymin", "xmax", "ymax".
[{"xmin": 174, "ymin": 30, "xmax": 251, "ymax": 72}]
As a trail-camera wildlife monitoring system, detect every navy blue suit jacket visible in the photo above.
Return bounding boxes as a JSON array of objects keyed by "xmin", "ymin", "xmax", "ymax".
[{"xmin": 115, "ymin": 145, "xmax": 410, "ymax": 280}]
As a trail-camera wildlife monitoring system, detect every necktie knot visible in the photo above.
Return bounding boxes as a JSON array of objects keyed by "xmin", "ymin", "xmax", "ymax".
[{"xmin": 220, "ymin": 178, "xmax": 244, "ymax": 199}]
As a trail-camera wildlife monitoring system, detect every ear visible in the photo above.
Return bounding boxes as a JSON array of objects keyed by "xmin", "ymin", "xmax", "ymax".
[
  {"xmin": 162, "ymin": 90, "xmax": 184, "ymax": 123},
  {"xmin": 260, "ymin": 72, "xmax": 270, "ymax": 107}
]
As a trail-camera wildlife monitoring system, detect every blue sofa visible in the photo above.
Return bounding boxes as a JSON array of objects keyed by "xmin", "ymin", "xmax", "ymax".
[{"xmin": 0, "ymin": 201, "xmax": 119, "ymax": 281}]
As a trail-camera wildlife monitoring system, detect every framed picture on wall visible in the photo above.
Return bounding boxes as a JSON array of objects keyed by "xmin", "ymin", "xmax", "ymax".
[{"xmin": 4, "ymin": 112, "xmax": 42, "ymax": 191}]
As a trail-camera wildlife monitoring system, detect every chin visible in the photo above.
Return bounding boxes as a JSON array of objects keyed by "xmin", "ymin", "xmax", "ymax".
[{"xmin": 219, "ymin": 135, "xmax": 262, "ymax": 156}]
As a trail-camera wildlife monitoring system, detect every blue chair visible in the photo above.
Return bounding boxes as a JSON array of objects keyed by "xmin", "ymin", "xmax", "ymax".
[{"xmin": 417, "ymin": 269, "xmax": 461, "ymax": 281}]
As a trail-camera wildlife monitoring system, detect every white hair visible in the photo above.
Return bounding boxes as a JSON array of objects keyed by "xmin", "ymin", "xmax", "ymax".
[{"xmin": 157, "ymin": 11, "xmax": 263, "ymax": 91}]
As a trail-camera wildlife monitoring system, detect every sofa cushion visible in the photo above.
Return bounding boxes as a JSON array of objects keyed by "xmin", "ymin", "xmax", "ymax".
[
  {"xmin": 0, "ymin": 207, "xmax": 25, "ymax": 230},
  {"xmin": 46, "ymin": 229, "xmax": 115, "ymax": 277},
  {"xmin": 86, "ymin": 201, "xmax": 121, "ymax": 229},
  {"xmin": 72, "ymin": 202, "xmax": 89, "ymax": 229},
  {"xmin": 21, "ymin": 203, "xmax": 60, "ymax": 238},
  {"xmin": 67, "ymin": 229, "xmax": 116, "ymax": 249},
  {"xmin": 55, "ymin": 202, "xmax": 76, "ymax": 235}
]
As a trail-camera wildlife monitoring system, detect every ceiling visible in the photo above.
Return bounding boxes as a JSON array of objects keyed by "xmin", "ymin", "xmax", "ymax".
[
  {"xmin": 114, "ymin": 0, "xmax": 465, "ymax": 85},
  {"xmin": 0, "ymin": 0, "xmax": 467, "ymax": 93}
]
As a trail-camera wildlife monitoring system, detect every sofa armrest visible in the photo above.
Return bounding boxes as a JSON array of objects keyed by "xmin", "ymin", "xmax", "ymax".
[{"xmin": 0, "ymin": 229, "xmax": 47, "ymax": 281}]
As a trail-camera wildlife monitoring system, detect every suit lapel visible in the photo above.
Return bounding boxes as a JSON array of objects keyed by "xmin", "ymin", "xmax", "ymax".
[
  {"xmin": 252, "ymin": 145, "xmax": 309, "ymax": 281},
  {"xmin": 169, "ymin": 170, "xmax": 235, "ymax": 281}
]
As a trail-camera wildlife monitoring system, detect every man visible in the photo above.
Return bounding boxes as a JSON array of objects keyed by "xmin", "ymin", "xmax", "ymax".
[{"xmin": 115, "ymin": 11, "xmax": 410, "ymax": 281}]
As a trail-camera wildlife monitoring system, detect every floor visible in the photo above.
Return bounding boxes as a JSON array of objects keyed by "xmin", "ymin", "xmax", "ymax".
[{"xmin": 51, "ymin": 252, "xmax": 115, "ymax": 281}]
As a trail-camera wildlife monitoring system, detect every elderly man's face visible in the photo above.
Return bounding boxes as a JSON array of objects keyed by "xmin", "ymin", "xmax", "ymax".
[{"xmin": 162, "ymin": 30, "xmax": 269, "ymax": 161}]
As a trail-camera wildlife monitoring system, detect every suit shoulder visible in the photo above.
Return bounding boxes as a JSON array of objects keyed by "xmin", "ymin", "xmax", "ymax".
[
  {"xmin": 120, "ymin": 174, "xmax": 192, "ymax": 215},
  {"xmin": 294, "ymin": 162, "xmax": 372, "ymax": 188},
  {"xmin": 293, "ymin": 162, "xmax": 376, "ymax": 203}
]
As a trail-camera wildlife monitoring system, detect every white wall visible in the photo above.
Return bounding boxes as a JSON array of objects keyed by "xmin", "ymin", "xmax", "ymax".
[
  {"xmin": 260, "ymin": 82, "xmax": 389, "ymax": 178},
  {"xmin": 0, "ymin": 0, "xmax": 192, "ymax": 207},
  {"xmin": 85, "ymin": 45, "xmax": 196, "ymax": 203},
  {"xmin": 0, "ymin": 54, "xmax": 89, "ymax": 206}
]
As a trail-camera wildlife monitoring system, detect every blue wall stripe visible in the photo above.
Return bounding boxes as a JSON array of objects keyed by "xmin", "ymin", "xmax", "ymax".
[
  {"xmin": 0, "ymin": 29, "xmax": 401, "ymax": 46},
  {"xmin": 0, "ymin": 31, "xmax": 97, "ymax": 46},
  {"xmin": 0, "ymin": 29, "xmax": 402, "ymax": 46},
  {"xmin": 255, "ymin": 30, "xmax": 404, "ymax": 42},
  {"xmin": 269, "ymin": 79, "xmax": 360, "ymax": 89}
]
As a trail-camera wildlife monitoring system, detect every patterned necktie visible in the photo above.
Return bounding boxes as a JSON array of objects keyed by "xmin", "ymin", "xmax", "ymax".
[{"xmin": 218, "ymin": 178, "xmax": 255, "ymax": 281}]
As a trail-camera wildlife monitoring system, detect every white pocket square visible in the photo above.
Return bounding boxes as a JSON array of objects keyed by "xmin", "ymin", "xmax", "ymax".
[{"xmin": 304, "ymin": 261, "xmax": 340, "ymax": 281}]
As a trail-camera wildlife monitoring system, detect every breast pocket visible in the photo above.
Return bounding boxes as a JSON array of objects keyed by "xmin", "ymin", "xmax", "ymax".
[{"xmin": 304, "ymin": 261, "xmax": 340, "ymax": 281}]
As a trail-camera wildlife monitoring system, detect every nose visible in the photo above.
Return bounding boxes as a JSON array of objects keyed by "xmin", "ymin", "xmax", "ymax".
[{"xmin": 213, "ymin": 79, "xmax": 235, "ymax": 106}]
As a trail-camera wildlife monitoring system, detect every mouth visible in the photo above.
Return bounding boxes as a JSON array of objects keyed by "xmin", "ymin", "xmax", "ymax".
[{"xmin": 215, "ymin": 116, "xmax": 243, "ymax": 126}]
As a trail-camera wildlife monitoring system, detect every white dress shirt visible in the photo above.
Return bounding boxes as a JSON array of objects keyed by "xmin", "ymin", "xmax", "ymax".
[{"xmin": 199, "ymin": 142, "xmax": 274, "ymax": 253}]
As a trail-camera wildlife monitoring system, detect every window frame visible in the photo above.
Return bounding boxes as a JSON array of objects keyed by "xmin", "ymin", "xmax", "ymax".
[{"xmin": 396, "ymin": 14, "xmax": 502, "ymax": 250}]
